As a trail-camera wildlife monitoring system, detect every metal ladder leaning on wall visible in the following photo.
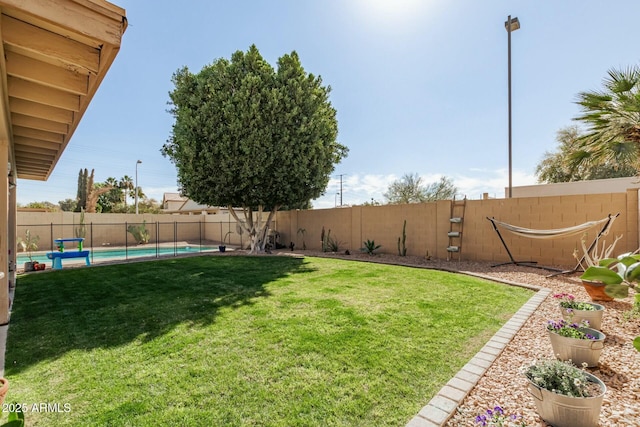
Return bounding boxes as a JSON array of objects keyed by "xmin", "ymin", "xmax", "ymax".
[{"xmin": 447, "ymin": 197, "xmax": 467, "ymax": 261}]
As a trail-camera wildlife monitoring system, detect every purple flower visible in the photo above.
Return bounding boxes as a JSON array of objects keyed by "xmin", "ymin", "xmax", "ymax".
[{"xmin": 475, "ymin": 414, "xmax": 487, "ymax": 426}]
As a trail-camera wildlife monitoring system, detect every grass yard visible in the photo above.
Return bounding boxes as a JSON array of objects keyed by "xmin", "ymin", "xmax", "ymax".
[{"xmin": 3, "ymin": 256, "xmax": 532, "ymax": 426}]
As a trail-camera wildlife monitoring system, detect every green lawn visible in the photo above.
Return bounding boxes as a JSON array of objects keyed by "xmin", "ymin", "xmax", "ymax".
[{"xmin": 4, "ymin": 256, "xmax": 532, "ymax": 426}]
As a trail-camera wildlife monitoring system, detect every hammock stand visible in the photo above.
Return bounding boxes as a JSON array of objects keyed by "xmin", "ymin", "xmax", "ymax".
[{"xmin": 486, "ymin": 213, "xmax": 619, "ymax": 274}]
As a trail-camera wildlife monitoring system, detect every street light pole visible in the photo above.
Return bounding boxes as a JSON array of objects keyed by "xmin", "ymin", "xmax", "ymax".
[
  {"xmin": 135, "ymin": 159, "xmax": 142, "ymax": 214},
  {"xmin": 505, "ymin": 15, "xmax": 520, "ymax": 199}
]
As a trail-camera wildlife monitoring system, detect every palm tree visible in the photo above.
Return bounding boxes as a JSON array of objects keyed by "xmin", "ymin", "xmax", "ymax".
[
  {"xmin": 119, "ymin": 175, "xmax": 134, "ymax": 208},
  {"xmin": 572, "ymin": 66, "xmax": 640, "ymax": 173},
  {"xmin": 536, "ymin": 126, "xmax": 637, "ymax": 183}
]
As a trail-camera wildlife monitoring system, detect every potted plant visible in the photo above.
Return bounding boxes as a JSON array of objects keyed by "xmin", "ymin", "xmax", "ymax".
[
  {"xmin": 297, "ymin": 228, "xmax": 307, "ymax": 250},
  {"xmin": 579, "ymin": 250, "xmax": 640, "ymax": 301},
  {"xmin": 0, "ymin": 377, "xmax": 8, "ymax": 406},
  {"xmin": 553, "ymin": 293, "xmax": 604, "ymax": 330},
  {"xmin": 17, "ymin": 229, "xmax": 39, "ymax": 272},
  {"xmin": 523, "ymin": 359, "xmax": 606, "ymax": 427},
  {"xmin": 219, "ymin": 231, "xmax": 233, "ymax": 253},
  {"xmin": 546, "ymin": 319, "xmax": 605, "ymax": 367},
  {"xmin": 575, "ymin": 233, "xmax": 639, "ymax": 301}
]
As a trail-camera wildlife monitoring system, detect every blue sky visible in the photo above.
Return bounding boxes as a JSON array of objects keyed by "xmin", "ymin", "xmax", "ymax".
[{"xmin": 15, "ymin": 0, "xmax": 640, "ymax": 208}]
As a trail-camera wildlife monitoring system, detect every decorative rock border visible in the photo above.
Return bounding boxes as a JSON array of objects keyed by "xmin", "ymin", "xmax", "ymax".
[{"xmin": 406, "ymin": 288, "xmax": 552, "ymax": 426}]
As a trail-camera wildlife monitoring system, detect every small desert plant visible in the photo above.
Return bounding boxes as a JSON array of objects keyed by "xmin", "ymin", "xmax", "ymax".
[
  {"xmin": 323, "ymin": 229, "xmax": 340, "ymax": 252},
  {"xmin": 397, "ymin": 220, "xmax": 407, "ymax": 256},
  {"xmin": 74, "ymin": 209, "xmax": 87, "ymax": 239},
  {"xmin": 17, "ymin": 229, "xmax": 39, "ymax": 263},
  {"xmin": 360, "ymin": 239, "xmax": 381, "ymax": 255},
  {"xmin": 573, "ymin": 231, "xmax": 623, "ymax": 268},
  {"xmin": 127, "ymin": 220, "xmax": 150, "ymax": 244},
  {"xmin": 297, "ymin": 228, "xmax": 307, "ymax": 250}
]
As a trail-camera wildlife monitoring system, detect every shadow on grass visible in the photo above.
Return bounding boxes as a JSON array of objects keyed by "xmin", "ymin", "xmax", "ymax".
[{"xmin": 6, "ymin": 255, "xmax": 309, "ymax": 374}]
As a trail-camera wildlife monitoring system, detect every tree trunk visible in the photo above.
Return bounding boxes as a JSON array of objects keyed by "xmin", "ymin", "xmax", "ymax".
[
  {"xmin": 229, "ymin": 205, "xmax": 278, "ymax": 254},
  {"xmin": 86, "ymin": 187, "xmax": 113, "ymax": 213}
]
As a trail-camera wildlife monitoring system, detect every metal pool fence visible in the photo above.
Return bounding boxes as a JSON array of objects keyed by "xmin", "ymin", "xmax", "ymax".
[{"xmin": 15, "ymin": 221, "xmax": 245, "ymax": 267}]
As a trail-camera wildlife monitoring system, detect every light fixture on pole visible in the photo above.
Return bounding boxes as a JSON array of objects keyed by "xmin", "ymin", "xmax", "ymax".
[
  {"xmin": 335, "ymin": 192, "xmax": 340, "ymax": 208},
  {"xmin": 505, "ymin": 15, "xmax": 520, "ymax": 198},
  {"xmin": 135, "ymin": 160, "xmax": 142, "ymax": 214}
]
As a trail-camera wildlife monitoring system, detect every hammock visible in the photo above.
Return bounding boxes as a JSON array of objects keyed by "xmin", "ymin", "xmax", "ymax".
[
  {"xmin": 487, "ymin": 213, "xmax": 619, "ymax": 273},
  {"xmin": 489, "ymin": 217, "xmax": 611, "ymax": 239}
]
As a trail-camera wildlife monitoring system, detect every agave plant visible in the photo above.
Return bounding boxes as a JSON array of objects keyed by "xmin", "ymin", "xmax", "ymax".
[{"xmin": 360, "ymin": 239, "xmax": 381, "ymax": 255}]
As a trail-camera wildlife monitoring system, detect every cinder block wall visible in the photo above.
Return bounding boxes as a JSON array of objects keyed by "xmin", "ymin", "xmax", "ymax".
[
  {"xmin": 17, "ymin": 190, "xmax": 638, "ymax": 268},
  {"xmin": 276, "ymin": 191, "xmax": 637, "ymax": 268}
]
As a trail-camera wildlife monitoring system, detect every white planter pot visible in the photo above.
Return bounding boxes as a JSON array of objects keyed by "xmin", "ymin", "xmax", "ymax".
[
  {"xmin": 559, "ymin": 302, "xmax": 605, "ymax": 331},
  {"xmin": 527, "ymin": 371, "xmax": 605, "ymax": 427},
  {"xmin": 548, "ymin": 327, "xmax": 605, "ymax": 367}
]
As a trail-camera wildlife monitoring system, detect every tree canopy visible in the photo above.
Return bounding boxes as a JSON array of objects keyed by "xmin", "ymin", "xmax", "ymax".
[
  {"xmin": 572, "ymin": 66, "xmax": 640, "ymax": 173},
  {"xmin": 162, "ymin": 45, "xmax": 347, "ymax": 252},
  {"xmin": 383, "ymin": 173, "xmax": 457, "ymax": 204},
  {"xmin": 536, "ymin": 126, "xmax": 637, "ymax": 183}
]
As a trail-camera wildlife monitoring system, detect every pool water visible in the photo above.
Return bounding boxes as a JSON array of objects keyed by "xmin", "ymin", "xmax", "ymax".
[{"xmin": 17, "ymin": 245, "xmax": 219, "ymax": 266}]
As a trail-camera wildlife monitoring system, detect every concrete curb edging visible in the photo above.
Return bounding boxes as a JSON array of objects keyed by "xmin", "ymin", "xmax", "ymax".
[{"xmin": 406, "ymin": 288, "xmax": 552, "ymax": 427}]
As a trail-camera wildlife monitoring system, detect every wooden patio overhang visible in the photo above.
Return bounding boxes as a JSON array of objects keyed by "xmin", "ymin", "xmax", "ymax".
[
  {"xmin": 0, "ymin": 0, "xmax": 126, "ymax": 374},
  {"xmin": 1, "ymin": 0, "xmax": 127, "ymax": 181}
]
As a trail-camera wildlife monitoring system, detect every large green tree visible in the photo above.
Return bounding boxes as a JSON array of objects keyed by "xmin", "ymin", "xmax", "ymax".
[
  {"xmin": 536, "ymin": 126, "xmax": 637, "ymax": 183},
  {"xmin": 572, "ymin": 66, "xmax": 640, "ymax": 172},
  {"xmin": 384, "ymin": 173, "xmax": 457, "ymax": 204},
  {"xmin": 162, "ymin": 45, "xmax": 347, "ymax": 252}
]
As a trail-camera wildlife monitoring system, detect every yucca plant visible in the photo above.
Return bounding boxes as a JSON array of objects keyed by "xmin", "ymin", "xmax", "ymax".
[{"xmin": 360, "ymin": 239, "xmax": 381, "ymax": 255}]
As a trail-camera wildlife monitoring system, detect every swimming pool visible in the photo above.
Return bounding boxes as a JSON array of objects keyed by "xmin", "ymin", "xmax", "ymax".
[{"xmin": 17, "ymin": 245, "xmax": 220, "ymax": 266}]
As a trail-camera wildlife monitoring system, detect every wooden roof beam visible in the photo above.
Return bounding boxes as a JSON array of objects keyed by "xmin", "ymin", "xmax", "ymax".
[
  {"xmin": 0, "ymin": 0, "xmax": 126, "ymax": 47},
  {"xmin": 12, "ymin": 125, "xmax": 64, "ymax": 144},
  {"xmin": 13, "ymin": 135, "xmax": 62, "ymax": 151},
  {"xmin": 11, "ymin": 113, "xmax": 69, "ymax": 134},
  {"xmin": 2, "ymin": 15, "xmax": 100, "ymax": 74},
  {"xmin": 13, "ymin": 149, "xmax": 56, "ymax": 161},
  {"xmin": 8, "ymin": 77, "xmax": 80, "ymax": 111},
  {"xmin": 6, "ymin": 51, "xmax": 88, "ymax": 95},
  {"xmin": 10, "ymin": 97, "xmax": 74, "ymax": 124}
]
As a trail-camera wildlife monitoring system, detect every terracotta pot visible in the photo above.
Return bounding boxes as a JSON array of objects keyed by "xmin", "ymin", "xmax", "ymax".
[
  {"xmin": 0, "ymin": 378, "xmax": 9, "ymax": 406},
  {"xmin": 581, "ymin": 280, "xmax": 613, "ymax": 302}
]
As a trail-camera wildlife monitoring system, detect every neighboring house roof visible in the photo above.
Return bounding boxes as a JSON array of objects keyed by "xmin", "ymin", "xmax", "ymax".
[
  {"xmin": 161, "ymin": 192, "xmax": 220, "ymax": 214},
  {"xmin": 162, "ymin": 192, "xmax": 186, "ymax": 206},
  {"xmin": 2, "ymin": 0, "xmax": 127, "ymax": 181}
]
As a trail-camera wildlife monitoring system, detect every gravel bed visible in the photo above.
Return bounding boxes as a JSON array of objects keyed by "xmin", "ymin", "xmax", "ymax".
[{"xmin": 277, "ymin": 250, "xmax": 640, "ymax": 427}]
